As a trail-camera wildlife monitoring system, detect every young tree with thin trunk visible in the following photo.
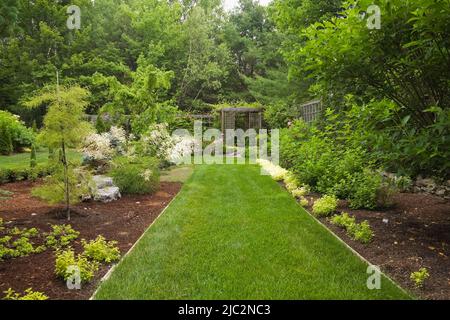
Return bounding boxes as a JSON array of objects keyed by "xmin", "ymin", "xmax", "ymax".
[{"xmin": 25, "ymin": 85, "xmax": 92, "ymax": 220}]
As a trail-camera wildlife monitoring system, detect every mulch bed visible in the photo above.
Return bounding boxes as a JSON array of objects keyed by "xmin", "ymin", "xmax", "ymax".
[
  {"xmin": 304, "ymin": 192, "xmax": 450, "ymax": 300},
  {"xmin": 0, "ymin": 180, "xmax": 181, "ymax": 300}
]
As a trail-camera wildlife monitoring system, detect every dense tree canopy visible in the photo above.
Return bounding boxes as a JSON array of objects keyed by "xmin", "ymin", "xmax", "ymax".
[
  {"xmin": 1, "ymin": 0, "xmax": 286, "ymax": 123},
  {"xmin": 0, "ymin": 0, "xmax": 449, "ymax": 177}
]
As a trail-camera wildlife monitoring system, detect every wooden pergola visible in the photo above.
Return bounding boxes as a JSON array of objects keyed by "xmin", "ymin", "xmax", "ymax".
[{"xmin": 220, "ymin": 107, "xmax": 263, "ymax": 132}]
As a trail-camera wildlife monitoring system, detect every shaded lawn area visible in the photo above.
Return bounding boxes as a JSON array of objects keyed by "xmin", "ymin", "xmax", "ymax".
[
  {"xmin": 160, "ymin": 165, "xmax": 194, "ymax": 183},
  {"xmin": 94, "ymin": 164, "xmax": 411, "ymax": 299},
  {"xmin": 0, "ymin": 149, "xmax": 81, "ymax": 170}
]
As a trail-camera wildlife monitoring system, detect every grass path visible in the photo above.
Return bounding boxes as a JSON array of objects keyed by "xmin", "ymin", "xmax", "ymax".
[{"xmin": 94, "ymin": 165, "xmax": 410, "ymax": 299}]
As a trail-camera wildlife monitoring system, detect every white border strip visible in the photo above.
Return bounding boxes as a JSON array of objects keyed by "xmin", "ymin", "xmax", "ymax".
[{"xmin": 89, "ymin": 188, "xmax": 183, "ymax": 300}]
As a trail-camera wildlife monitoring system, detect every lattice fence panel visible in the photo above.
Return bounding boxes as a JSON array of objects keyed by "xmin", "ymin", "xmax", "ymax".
[
  {"xmin": 248, "ymin": 112, "xmax": 261, "ymax": 129},
  {"xmin": 299, "ymin": 100, "xmax": 322, "ymax": 124},
  {"xmin": 224, "ymin": 111, "xmax": 236, "ymax": 130}
]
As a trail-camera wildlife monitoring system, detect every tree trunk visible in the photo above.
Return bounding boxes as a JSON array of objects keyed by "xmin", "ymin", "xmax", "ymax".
[{"xmin": 61, "ymin": 140, "xmax": 70, "ymax": 220}]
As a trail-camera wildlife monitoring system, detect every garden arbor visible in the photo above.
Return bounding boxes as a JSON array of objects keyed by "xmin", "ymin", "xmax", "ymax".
[{"xmin": 220, "ymin": 107, "xmax": 263, "ymax": 132}]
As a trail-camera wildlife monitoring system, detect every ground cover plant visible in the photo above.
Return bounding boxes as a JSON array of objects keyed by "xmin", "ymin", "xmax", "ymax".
[
  {"xmin": 0, "ymin": 180, "xmax": 181, "ymax": 300},
  {"xmin": 312, "ymin": 195, "xmax": 339, "ymax": 217},
  {"xmin": 331, "ymin": 213, "xmax": 374, "ymax": 244},
  {"xmin": 3, "ymin": 288, "xmax": 48, "ymax": 300}
]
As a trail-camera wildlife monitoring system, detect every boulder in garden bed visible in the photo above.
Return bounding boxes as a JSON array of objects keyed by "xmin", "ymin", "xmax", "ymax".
[
  {"xmin": 94, "ymin": 186, "xmax": 121, "ymax": 203},
  {"xmin": 93, "ymin": 175, "xmax": 114, "ymax": 189},
  {"xmin": 91, "ymin": 175, "xmax": 121, "ymax": 203}
]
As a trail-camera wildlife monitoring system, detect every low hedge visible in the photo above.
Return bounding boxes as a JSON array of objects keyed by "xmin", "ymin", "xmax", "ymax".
[{"xmin": 0, "ymin": 164, "xmax": 54, "ymax": 184}]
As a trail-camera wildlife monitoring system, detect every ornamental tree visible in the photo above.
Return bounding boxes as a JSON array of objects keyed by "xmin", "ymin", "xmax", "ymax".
[{"xmin": 25, "ymin": 85, "xmax": 93, "ymax": 220}]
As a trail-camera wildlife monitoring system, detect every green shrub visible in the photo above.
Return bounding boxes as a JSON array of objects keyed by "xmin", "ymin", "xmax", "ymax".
[
  {"xmin": 347, "ymin": 221, "xmax": 373, "ymax": 244},
  {"xmin": 111, "ymin": 156, "xmax": 160, "ymax": 194},
  {"xmin": 45, "ymin": 224, "xmax": 80, "ymax": 249},
  {"xmin": 0, "ymin": 164, "xmax": 54, "ymax": 184},
  {"xmin": 3, "ymin": 288, "xmax": 48, "ymax": 300},
  {"xmin": 331, "ymin": 213, "xmax": 374, "ymax": 244},
  {"xmin": 299, "ymin": 197, "xmax": 309, "ymax": 207},
  {"xmin": 410, "ymin": 268, "xmax": 430, "ymax": 288},
  {"xmin": 30, "ymin": 144, "xmax": 37, "ymax": 168},
  {"xmin": 349, "ymin": 170, "xmax": 383, "ymax": 210},
  {"xmin": 82, "ymin": 235, "xmax": 121, "ymax": 263},
  {"xmin": 283, "ymin": 171, "xmax": 300, "ymax": 191},
  {"xmin": 0, "ymin": 124, "xmax": 13, "ymax": 155},
  {"xmin": 291, "ymin": 187, "xmax": 308, "ymax": 198},
  {"xmin": 392, "ymin": 175, "xmax": 412, "ymax": 192},
  {"xmin": 0, "ymin": 110, "xmax": 34, "ymax": 153},
  {"xmin": 55, "ymin": 249, "xmax": 98, "ymax": 283},
  {"xmin": 312, "ymin": 195, "xmax": 338, "ymax": 216},
  {"xmin": 330, "ymin": 212, "xmax": 355, "ymax": 228},
  {"xmin": 32, "ymin": 166, "xmax": 92, "ymax": 215},
  {"xmin": 375, "ymin": 182, "xmax": 397, "ymax": 208}
]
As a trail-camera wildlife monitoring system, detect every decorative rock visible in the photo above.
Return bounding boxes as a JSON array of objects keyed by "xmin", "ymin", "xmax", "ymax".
[
  {"xmin": 419, "ymin": 178, "xmax": 436, "ymax": 189},
  {"xmin": 92, "ymin": 175, "xmax": 114, "ymax": 189},
  {"xmin": 94, "ymin": 186, "xmax": 121, "ymax": 203}
]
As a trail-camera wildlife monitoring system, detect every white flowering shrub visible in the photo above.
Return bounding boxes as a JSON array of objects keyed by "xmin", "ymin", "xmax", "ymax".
[
  {"xmin": 169, "ymin": 136, "xmax": 197, "ymax": 164},
  {"xmin": 82, "ymin": 133, "xmax": 114, "ymax": 161},
  {"xmin": 81, "ymin": 126, "xmax": 127, "ymax": 162},
  {"xmin": 107, "ymin": 126, "xmax": 127, "ymax": 154},
  {"xmin": 138, "ymin": 123, "xmax": 174, "ymax": 161}
]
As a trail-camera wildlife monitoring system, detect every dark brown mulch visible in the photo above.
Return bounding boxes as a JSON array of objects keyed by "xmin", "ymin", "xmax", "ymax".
[
  {"xmin": 0, "ymin": 180, "xmax": 181, "ymax": 300},
  {"xmin": 304, "ymin": 192, "xmax": 450, "ymax": 300}
]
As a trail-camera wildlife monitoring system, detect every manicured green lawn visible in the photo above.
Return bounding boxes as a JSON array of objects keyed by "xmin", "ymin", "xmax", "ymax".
[
  {"xmin": 160, "ymin": 165, "xmax": 194, "ymax": 183},
  {"xmin": 94, "ymin": 164, "xmax": 410, "ymax": 300},
  {"xmin": 0, "ymin": 149, "xmax": 81, "ymax": 170}
]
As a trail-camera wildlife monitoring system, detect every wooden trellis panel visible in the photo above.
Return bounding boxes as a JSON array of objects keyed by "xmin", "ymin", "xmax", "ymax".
[
  {"xmin": 221, "ymin": 108, "xmax": 263, "ymax": 132},
  {"xmin": 223, "ymin": 111, "xmax": 236, "ymax": 130},
  {"xmin": 248, "ymin": 112, "xmax": 261, "ymax": 129},
  {"xmin": 299, "ymin": 99, "xmax": 322, "ymax": 124}
]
